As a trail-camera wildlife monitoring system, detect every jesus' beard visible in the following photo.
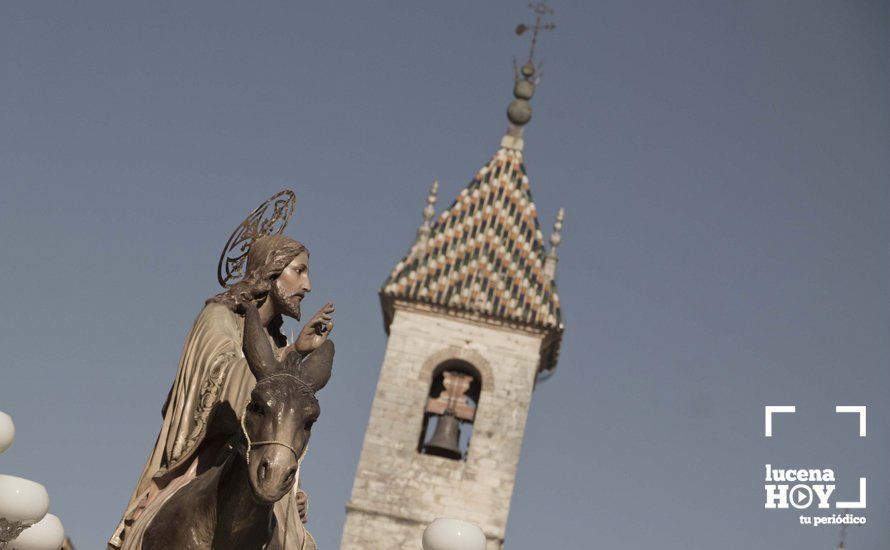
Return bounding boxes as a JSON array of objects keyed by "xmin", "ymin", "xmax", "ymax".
[{"xmin": 270, "ymin": 280, "xmax": 302, "ymax": 322}]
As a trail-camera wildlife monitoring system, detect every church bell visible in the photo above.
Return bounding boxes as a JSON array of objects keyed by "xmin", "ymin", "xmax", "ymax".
[{"xmin": 424, "ymin": 411, "xmax": 462, "ymax": 460}]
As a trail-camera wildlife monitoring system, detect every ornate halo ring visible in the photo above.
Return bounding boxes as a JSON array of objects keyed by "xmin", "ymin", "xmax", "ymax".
[{"xmin": 217, "ymin": 189, "xmax": 297, "ymax": 288}]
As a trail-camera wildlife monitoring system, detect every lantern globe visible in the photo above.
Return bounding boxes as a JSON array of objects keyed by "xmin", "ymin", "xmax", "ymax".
[
  {"xmin": 9, "ymin": 513, "xmax": 64, "ymax": 550},
  {"xmin": 0, "ymin": 412, "xmax": 14, "ymax": 454},
  {"xmin": 0, "ymin": 475, "xmax": 49, "ymax": 542},
  {"xmin": 422, "ymin": 518, "xmax": 487, "ymax": 550}
]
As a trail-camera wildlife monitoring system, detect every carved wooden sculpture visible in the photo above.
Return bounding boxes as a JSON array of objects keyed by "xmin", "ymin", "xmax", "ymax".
[{"xmin": 142, "ymin": 303, "xmax": 333, "ymax": 550}]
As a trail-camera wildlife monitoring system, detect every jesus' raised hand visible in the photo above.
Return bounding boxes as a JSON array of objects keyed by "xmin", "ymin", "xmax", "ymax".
[{"xmin": 294, "ymin": 302, "xmax": 334, "ymax": 354}]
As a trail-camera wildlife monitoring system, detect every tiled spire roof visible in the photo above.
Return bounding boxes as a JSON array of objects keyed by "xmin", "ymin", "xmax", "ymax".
[
  {"xmin": 382, "ymin": 146, "xmax": 562, "ymax": 337},
  {"xmin": 381, "ymin": 11, "xmax": 564, "ymax": 371}
]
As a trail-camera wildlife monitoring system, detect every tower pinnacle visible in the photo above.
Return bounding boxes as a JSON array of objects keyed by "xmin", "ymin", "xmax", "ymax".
[
  {"xmin": 544, "ymin": 207, "xmax": 564, "ymax": 280},
  {"xmin": 502, "ymin": 2, "xmax": 556, "ymax": 151},
  {"xmin": 413, "ymin": 180, "xmax": 438, "ymax": 256}
]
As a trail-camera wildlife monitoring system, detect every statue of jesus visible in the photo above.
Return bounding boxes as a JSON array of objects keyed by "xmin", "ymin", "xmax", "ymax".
[{"xmin": 109, "ymin": 233, "xmax": 333, "ymax": 550}]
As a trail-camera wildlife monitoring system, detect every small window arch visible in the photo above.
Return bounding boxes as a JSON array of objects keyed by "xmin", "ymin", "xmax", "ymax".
[{"xmin": 418, "ymin": 360, "xmax": 482, "ymax": 461}]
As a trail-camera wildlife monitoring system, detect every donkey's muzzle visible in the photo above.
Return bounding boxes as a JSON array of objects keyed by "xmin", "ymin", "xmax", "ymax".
[{"xmin": 250, "ymin": 447, "xmax": 299, "ymax": 504}]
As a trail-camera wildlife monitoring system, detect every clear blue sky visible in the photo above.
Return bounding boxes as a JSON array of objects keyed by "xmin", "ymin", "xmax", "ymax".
[{"xmin": 1, "ymin": 1, "xmax": 888, "ymax": 548}]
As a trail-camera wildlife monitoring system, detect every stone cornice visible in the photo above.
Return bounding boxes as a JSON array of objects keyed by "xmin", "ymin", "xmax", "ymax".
[{"xmin": 380, "ymin": 294, "xmax": 563, "ymax": 373}]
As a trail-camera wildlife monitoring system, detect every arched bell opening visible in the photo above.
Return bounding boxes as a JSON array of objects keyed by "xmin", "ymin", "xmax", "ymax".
[{"xmin": 418, "ymin": 360, "xmax": 482, "ymax": 461}]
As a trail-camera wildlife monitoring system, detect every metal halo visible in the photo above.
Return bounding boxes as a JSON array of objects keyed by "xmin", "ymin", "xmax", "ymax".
[{"xmin": 217, "ymin": 189, "xmax": 297, "ymax": 288}]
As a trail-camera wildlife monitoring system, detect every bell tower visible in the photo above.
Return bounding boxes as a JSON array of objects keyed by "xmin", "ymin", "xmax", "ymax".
[{"xmin": 341, "ymin": 5, "xmax": 563, "ymax": 548}]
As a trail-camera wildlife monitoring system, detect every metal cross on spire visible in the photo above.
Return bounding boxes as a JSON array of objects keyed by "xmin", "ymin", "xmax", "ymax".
[{"xmin": 515, "ymin": 1, "xmax": 556, "ymax": 64}]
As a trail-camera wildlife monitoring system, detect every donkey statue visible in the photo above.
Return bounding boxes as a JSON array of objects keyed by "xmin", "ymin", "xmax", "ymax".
[{"xmin": 142, "ymin": 303, "xmax": 334, "ymax": 549}]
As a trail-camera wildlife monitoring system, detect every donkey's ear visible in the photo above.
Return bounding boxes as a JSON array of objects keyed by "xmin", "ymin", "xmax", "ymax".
[
  {"xmin": 242, "ymin": 302, "xmax": 279, "ymax": 380},
  {"xmin": 295, "ymin": 340, "xmax": 334, "ymax": 392}
]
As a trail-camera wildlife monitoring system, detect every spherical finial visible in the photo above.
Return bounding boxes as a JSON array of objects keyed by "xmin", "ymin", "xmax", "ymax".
[
  {"xmin": 507, "ymin": 99, "xmax": 533, "ymax": 126},
  {"xmin": 506, "ymin": 61, "xmax": 537, "ymax": 127},
  {"xmin": 514, "ymin": 79, "xmax": 535, "ymax": 100}
]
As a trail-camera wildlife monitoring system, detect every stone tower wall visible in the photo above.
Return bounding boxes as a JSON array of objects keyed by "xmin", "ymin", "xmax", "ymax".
[{"xmin": 340, "ymin": 302, "xmax": 544, "ymax": 549}]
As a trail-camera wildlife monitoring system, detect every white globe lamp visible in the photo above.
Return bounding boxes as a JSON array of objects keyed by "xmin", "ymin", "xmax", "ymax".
[
  {"xmin": 0, "ymin": 476, "xmax": 49, "ymax": 546},
  {"xmin": 0, "ymin": 412, "xmax": 14, "ymax": 455},
  {"xmin": 422, "ymin": 518, "xmax": 487, "ymax": 550},
  {"xmin": 9, "ymin": 514, "xmax": 64, "ymax": 550}
]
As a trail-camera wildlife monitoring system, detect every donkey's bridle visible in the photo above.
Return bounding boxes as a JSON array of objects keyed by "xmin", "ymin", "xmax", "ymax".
[
  {"xmin": 237, "ymin": 373, "xmax": 312, "ymax": 550},
  {"xmin": 239, "ymin": 373, "xmax": 312, "ymax": 466}
]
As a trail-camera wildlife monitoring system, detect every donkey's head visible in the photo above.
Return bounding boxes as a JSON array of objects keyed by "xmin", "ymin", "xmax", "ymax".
[{"xmin": 241, "ymin": 304, "xmax": 334, "ymax": 504}]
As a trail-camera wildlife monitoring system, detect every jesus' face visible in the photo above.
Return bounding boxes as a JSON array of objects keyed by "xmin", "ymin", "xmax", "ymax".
[{"xmin": 270, "ymin": 251, "xmax": 310, "ymax": 321}]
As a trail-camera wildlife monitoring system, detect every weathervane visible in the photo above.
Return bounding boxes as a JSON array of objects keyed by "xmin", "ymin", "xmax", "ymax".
[
  {"xmin": 515, "ymin": 2, "xmax": 555, "ymax": 65},
  {"xmin": 505, "ymin": 2, "xmax": 556, "ymax": 131}
]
